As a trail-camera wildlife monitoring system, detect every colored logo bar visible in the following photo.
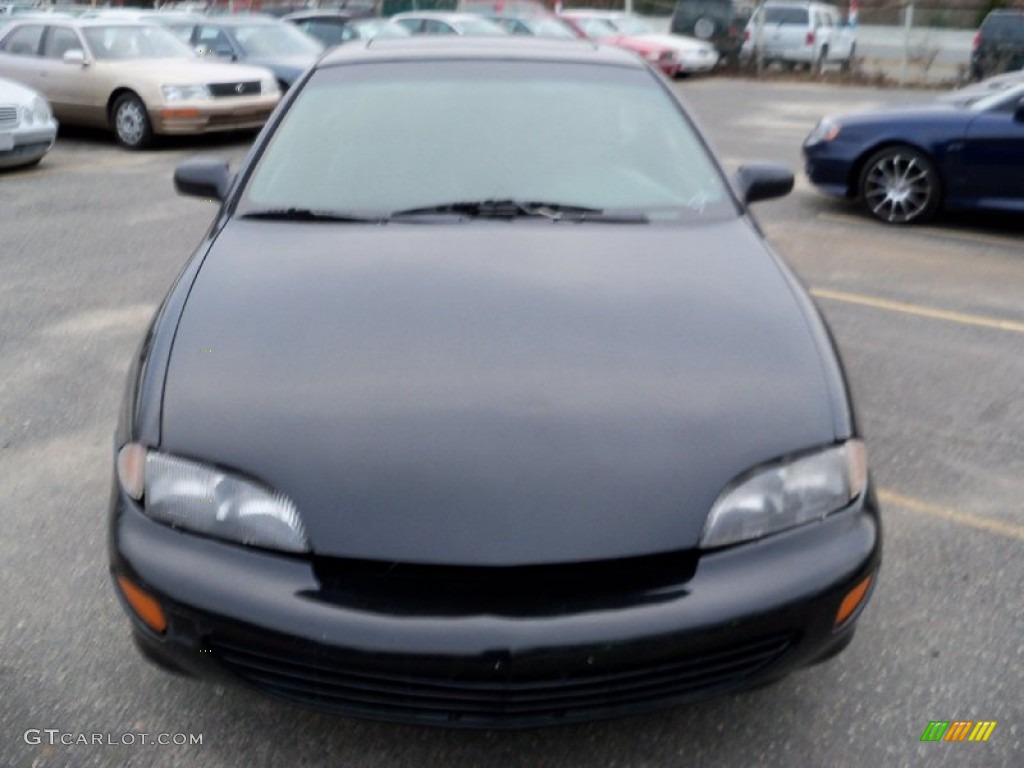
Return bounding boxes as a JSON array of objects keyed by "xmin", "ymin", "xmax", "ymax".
[{"xmin": 921, "ymin": 721, "xmax": 997, "ymax": 742}]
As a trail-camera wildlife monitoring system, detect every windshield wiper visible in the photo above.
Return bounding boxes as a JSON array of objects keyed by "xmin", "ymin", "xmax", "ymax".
[
  {"xmin": 240, "ymin": 207, "xmax": 384, "ymax": 223},
  {"xmin": 390, "ymin": 199, "xmax": 648, "ymax": 223}
]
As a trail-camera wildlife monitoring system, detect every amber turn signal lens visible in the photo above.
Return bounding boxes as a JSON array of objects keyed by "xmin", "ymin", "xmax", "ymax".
[
  {"xmin": 160, "ymin": 107, "xmax": 201, "ymax": 119},
  {"xmin": 116, "ymin": 574, "xmax": 167, "ymax": 634},
  {"xmin": 835, "ymin": 575, "xmax": 873, "ymax": 628}
]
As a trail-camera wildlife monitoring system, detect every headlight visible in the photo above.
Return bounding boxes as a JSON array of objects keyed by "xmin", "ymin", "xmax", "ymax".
[
  {"xmin": 161, "ymin": 84, "xmax": 212, "ymax": 102},
  {"xmin": 260, "ymin": 76, "xmax": 279, "ymax": 96},
  {"xmin": 20, "ymin": 104, "xmax": 34, "ymax": 126},
  {"xmin": 117, "ymin": 445, "xmax": 310, "ymax": 553},
  {"xmin": 700, "ymin": 441, "xmax": 867, "ymax": 549},
  {"xmin": 805, "ymin": 117, "xmax": 841, "ymax": 145},
  {"xmin": 31, "ymin": 95, "xmax": 50, "ymax": 123}
]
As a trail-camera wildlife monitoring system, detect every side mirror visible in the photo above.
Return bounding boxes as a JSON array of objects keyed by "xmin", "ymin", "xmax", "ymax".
[
  {"xmin": 63, "ymin": 49, "xmax": 86, "ymax": 66},
  {"xmin": 734, "ymin": 163, "xmax": 794, "ymax": 204},
  {"xmin": 174, "ymin": 157, "xmax": 232, "ymax": 201}
]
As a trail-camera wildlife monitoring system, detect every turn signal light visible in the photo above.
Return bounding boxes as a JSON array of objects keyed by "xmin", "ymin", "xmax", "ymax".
[
  {"xmin": 160, "ymin": 107, "xmax": 201, "ymax": 119},
  {"xmin": 835, "ymin": 575, "xmax": 873, "ymax": 628},
  {"xmin": 116, "ymin": 574, "xmax": 167, "ymax": 634}
]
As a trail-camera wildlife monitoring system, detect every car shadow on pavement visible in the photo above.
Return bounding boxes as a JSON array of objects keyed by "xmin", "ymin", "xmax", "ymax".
[
  {"xmin": 808, "ymin": 195, "xmax": 1024, "ymax": 241},
  {"xmin": 54, "ymin": 123, "xmax": 261, "ymax": 154}
]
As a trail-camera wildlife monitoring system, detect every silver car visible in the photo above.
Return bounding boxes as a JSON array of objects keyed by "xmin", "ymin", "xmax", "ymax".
[{"xmin": 0, "ymin": 73, "xmax": 56, "ymax": 169}]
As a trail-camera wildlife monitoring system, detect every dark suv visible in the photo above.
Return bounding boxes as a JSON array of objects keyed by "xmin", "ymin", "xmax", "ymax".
[
  {"xmin": 971, "ymin": 10, "xmax": 1024, "ymax": 80},
  {"xmin": 671, "ymin": 0, "xmax": 753, "ymax": 64}
]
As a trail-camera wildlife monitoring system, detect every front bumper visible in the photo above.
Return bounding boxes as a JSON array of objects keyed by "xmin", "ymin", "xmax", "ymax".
[
  {"xmin": 677, "ymin": 51, "xmax": 720, "ymax": 73},
  {"xmin": 0, "ymin": 121, "xmax": 57, "ymax": 169},
  {"xmin": 148, "ymin": 95, "xmax": 279, "ymax": 136},
  {"xmin": 110, "ymin": 482, "xmax": 881, "ymax": 728},
  {"xmin": 803, "ymin": 141, "xmax": 860, "ymax": 199}
]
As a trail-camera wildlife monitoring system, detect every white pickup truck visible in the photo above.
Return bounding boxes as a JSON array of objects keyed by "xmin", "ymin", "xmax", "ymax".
[{"xmin": 742, "ymin": 1, "xmax": 857, "ymax": 70}]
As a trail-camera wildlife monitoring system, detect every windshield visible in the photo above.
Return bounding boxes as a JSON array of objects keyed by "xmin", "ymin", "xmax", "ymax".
[
  {"xmin": 575, "ymin": 18, "xmax": 616, "ymax": 38},
  {"xmin": 764, "ymin": 7, "xmax": 809, "ymax": 24},
  {"xmin": 351, "ymin": 20, "xmax": 410, "ymax": 39},
  {"xmin": 239, "ymin": 61, "xmax": 733, "ymax": 221},
  {"xmin": 609, "ymin": 17, "xmax": 653, "ymax": 35},
  {"xmin": 231, "ymin": 23, "xmax": 322, "ymax": 56},
  {"xmin": 525, "ymin": 17, "xmax": 576, "ymax": 38},
  {"xmin": 82, "ymin": 24, "xmax": 194, "ymax": 59},
  {"xmin": 451, "ymin": 18, "xmax": 508, "ymax": 36}
]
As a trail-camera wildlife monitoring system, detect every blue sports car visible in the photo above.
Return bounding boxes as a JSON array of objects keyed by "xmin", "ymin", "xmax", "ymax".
[{"xmin": 802, "ymin": 83, "xmax": 1024, "ymax": 224}]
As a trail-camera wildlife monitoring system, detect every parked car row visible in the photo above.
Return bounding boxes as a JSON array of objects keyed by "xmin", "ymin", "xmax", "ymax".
[
  {"xmin": 0, "ymin": 3, "xmax": 736, "ymax": 159},
  {"xmin": 0, "ymin": 18, "xmax": 282, "ymax": 148}
]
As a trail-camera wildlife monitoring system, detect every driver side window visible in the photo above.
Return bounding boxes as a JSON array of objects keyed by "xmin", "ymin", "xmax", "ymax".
[{"xmin": 43, "ymin": 27, "xmax": 83, "ymax": 59}]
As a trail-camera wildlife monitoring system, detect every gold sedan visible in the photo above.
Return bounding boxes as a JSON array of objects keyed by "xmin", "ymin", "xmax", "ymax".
[{"xmin": 0, "ymin": 20, "xmax": 282, "ymax": 148}]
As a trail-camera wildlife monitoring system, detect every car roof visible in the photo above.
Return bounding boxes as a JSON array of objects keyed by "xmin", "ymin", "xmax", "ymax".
[
  {"xmin": 318, "ymin": 36, "xmax": 637, "ymax": 68},
  {"xmin": 284, "ymin": 10, "xmax": 361, "ymax": 19},
  {"xmin": 761, "ymin": 0, "xmax": 838, "ymax": 6},
  {"xmin": 391, "ymin": 12, "xmax": 497, "ymax": 22},
  {"xmin": 199, "ymin": 15, "xmax": 283, "ymax": 26},
  {"xmin": 561, "ymin": 10, "xmax": 627, "ymax": 18},
  {"xmin": 3, "ymin": 18, "xmax": 172, "ymax": 28}
]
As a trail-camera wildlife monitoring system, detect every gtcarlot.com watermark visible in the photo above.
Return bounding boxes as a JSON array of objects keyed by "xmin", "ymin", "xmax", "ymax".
[{"xmin": 24, "ymin": 729, "xmax": 202, "ymax": 746}]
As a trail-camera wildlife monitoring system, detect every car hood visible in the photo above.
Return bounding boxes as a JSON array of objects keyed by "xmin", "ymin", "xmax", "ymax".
[
  {"xmin": 113, "ymin": 57, "xmax": 274, "ymax": 84},
  {"xmin": 161, "ymin": 219, "xmax": 840, "ymax": 565},
  {"xmin": 241, "ymin": 54, "xmax": 316, "ymax": 84},
  {"xmin": 0, "ymin": 74, "xmax": 46, "ymax": 103},
  {"xmin": 637, "ymin": 33, "xmax": 715, "ymax": 54},
  {"xmin": 830, "ymin": 104, "xmax": 974, "ymax": 129}
]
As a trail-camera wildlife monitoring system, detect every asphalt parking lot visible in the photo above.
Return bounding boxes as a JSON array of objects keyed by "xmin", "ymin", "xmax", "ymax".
[{"xmin": 1, "ymin": 77, "xmax": 1022, "ymax": 767}]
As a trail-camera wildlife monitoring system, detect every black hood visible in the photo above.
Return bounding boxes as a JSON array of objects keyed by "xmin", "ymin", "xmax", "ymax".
[
  {"xmin": 832, "ymin": 104, "xmax": 974, "ymax": 131},
  {"xmin": 160, "ymin": 219, "xmax": 841, "ymax": 565}
]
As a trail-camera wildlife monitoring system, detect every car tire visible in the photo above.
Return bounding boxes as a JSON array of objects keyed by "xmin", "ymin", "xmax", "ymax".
[
  {"xmin": 858, "ymin": 145, "xmax": 941, "ymax": 225},
  {"xmin": 112, "ymin": 92, "xmax": 153, "ymax": 150}
]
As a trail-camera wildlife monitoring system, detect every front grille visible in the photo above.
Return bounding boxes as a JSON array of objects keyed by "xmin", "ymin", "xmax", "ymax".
[
  {"xmin": 210, "ymin": 631, "xmax": 795, "ymax": 725},
  {"xmin": 208, "ymin": 81, "xmax": 261, "ymax": 98},
  {"xmin": 205, "ymin": 110, "xmax": 274, "ymax": 128},
  {"xmin": 0, "ymin": 105, "xmax": 18, "ymax": 126},
  {"xmin": 312, "ymin": 552, "xmax": 698, "ymax": 617}
]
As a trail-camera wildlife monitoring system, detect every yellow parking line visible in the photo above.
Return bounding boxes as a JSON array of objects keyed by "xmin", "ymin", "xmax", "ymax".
[
  {"xmin": 878, "ymin": 489, "xmax": 1024, "ymax": 542},
  {"xmin": 810, "ymin": 288, "xmax": 1024, "ymax": 334},
  {"xmin": 816, "ymin": 212, "xmax": 1023, "ymax": 249}
]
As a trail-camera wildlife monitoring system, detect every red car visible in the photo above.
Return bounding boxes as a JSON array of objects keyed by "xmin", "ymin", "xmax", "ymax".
[{"xmin": 559, "ymin": 13, "xmax": 681, "ymax": 76}]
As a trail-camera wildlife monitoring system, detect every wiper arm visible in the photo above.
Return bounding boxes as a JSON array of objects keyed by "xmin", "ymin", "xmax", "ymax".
[
  {"xmin": 391, "ymin": 199, "xmax": 647, "ymax": 223},
  {"xmin": 240, "ymin": 207, "xmax": 384, "ymax": 223}
]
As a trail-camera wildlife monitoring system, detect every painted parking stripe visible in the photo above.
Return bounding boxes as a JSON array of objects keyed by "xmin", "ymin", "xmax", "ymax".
[
  {"xmin": 878, "ymin": 489, "xmax": 1024, "ymax": 542},
  {"xmin": 810, "ymin": 288, "xmax": 1024, "ymax": 335}
]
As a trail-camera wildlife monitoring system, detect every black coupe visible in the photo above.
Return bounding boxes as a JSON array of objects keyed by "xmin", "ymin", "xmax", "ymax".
[{"xmin": 109, "ymin": 37, "xmax": 880, "ymax": 728}]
